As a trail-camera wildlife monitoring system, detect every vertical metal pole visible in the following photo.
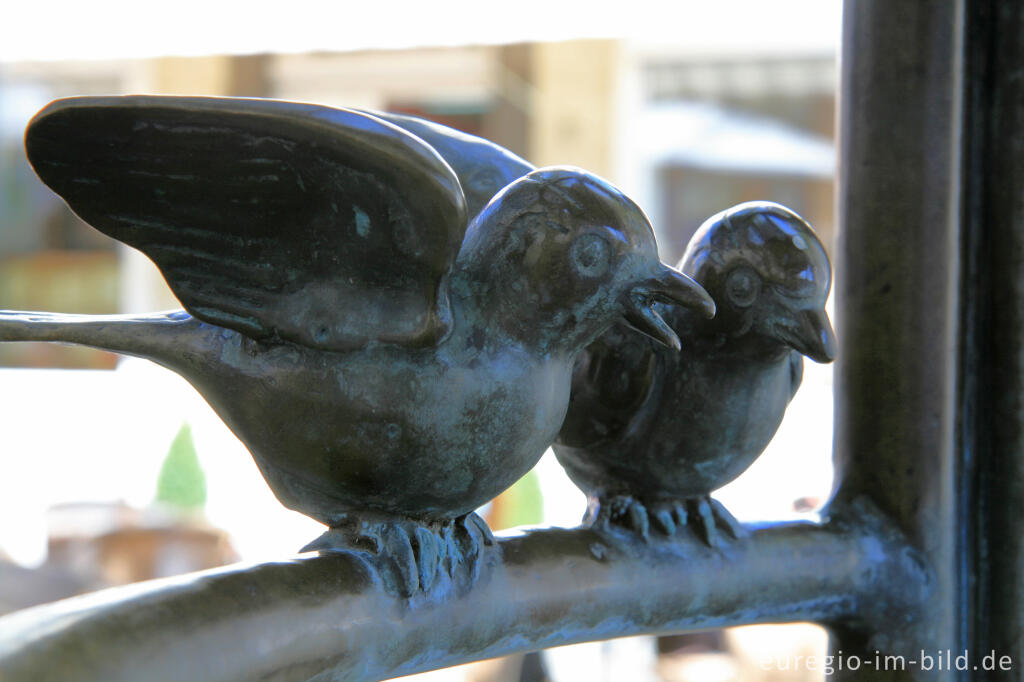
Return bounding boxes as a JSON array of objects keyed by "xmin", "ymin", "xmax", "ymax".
[
  {"xmin": 830, "ymin": 1, "xmax": 965, "ymax": 677},
  {"xmin": 964, "ymin": 1, "xmax": 1024, "ymax": 669}
]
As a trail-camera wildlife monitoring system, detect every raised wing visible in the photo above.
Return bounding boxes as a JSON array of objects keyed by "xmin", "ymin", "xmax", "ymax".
[
  {"xmin": 26, "ymin": 96, "xmax": 468, "ymax": 351},
  {"xmin": 365, "ymin": 110, "xmax": 534, "ymax": 221}
]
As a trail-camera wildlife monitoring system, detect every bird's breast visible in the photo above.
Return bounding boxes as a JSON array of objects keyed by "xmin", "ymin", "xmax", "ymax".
[
  {"xmin": 637, "ymin": 350, "xmax": 795, "ymax": 495},
  {"xmin": 191, "ymin": 340, "xmax": 572, "ymax": 521}
]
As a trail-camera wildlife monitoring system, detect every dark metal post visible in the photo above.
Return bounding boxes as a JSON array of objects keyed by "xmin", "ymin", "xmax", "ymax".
[
  {"xmin": 830, "ymin": 0, "xmax": 965, "ymax": 676},
  {"xmin": 964, "ymin": 0, "xmax": 1024, "ymax": 668},
  {"xmin": 833, "ymin": 0, "xmax": 1024, "ymax": 677}
]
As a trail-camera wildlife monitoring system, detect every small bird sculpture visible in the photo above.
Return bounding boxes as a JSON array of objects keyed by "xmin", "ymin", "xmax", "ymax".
[
  {"xmin": 3, "ymin": 96, "xmax": 714, "ymax": 591},
  {"xmin": 554, "ymin": 202, "xmax": 836, "ymax": 545}
]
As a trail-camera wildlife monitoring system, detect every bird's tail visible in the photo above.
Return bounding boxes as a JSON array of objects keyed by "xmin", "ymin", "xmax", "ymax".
[{"xmin": 0, "ymin": 309, "xmax": 201, "ymax": 366}]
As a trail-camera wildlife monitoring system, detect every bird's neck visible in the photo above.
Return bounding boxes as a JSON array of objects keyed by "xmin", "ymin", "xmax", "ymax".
[
  {"xmin": 709, "ymin": 326, "xmax": 790, "ymax": 363},
  {"xmin": 673, "ymin": 307, "xmax": 784, "ymax": 361},
  {"xmin": 449, "ymin": 271, "xmax": 606, "ymax": 358}
]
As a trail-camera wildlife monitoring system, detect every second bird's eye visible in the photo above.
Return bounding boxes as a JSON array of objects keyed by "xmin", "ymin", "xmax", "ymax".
[
  {"xmin": 725, "ymin": 266, "xmax": 761, "ymax": 307},
  {"xmin": 570, "ymin": 233, "xmax": 612, "ymax": 278}
]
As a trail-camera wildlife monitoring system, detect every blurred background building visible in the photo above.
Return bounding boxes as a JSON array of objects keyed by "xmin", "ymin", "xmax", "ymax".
[{"xmin": 0, "ymin": 3, "xmax": 840, "ymax": 679}]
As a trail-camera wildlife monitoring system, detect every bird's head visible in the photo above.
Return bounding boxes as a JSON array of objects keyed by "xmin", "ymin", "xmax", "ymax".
[
  {"xmin": 457, "ymin": 166, "xmax": 714, "ymax": 353},
  {"xmin": 681, "ymin": 202, "xmax": 836, "ymax": 363}
]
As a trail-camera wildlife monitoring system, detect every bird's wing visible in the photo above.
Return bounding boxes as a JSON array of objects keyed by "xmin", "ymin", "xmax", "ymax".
[
  {"xmin": 558, "ymin": 322, "xmax": 661, "ymax": 449},
  {"xmin": 26, "ymin": 96, "xmax": 468, "ymax": 351},
  {"xmin": 363, "ymin": 110, "xmax": 534, "ymax": 220}
]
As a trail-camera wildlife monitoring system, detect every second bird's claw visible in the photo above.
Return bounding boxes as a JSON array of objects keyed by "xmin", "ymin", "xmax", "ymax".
[
  {"xmin": 693, "ymin": 497, "xmax": 721, "ymax": 547},
  {"xmin": 588, "ymin": 495, "xmax": 746, "ymax": 548},
  {"xmin": 709, "ymin": 497, "xmax": 747, "ymax": 541},
  {"xmin": 652, "ymin": 508, "xmax": 675, "ymax": 535},
  {"xmin": 686, "ymin": 497, "xmax": 747, "ymax": 548},
  {"xmin": 585, "ymin": 495, "xmax": 652, "ymax": 540},
  {"xmin": 651, "ymin": 502, "xmax": 689, "ymax": 535},
  {"xmin": 620, "ymin": 499, "xmax": 650, "ymax": 540}
]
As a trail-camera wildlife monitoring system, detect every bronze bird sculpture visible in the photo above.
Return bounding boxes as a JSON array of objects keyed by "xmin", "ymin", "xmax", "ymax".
[
  {"xmin": 554, "ymin": 202, "xmax": 836, "ymax": 545},
  {"xmin": 2, "ymin": 96, "xmax": 714, "ymax": 591}
]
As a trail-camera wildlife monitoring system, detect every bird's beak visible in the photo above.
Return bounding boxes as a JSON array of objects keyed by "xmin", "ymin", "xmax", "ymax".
[
  {"xmin": 784, "ymin": 308, "xmax": 837, "ymax": 363},
  {"xmin": 621, "ymin": 264, "xmax": 715, "ymax": 351}
]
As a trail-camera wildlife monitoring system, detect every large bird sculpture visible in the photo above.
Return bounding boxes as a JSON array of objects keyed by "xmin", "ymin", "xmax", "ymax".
[{"xmin": 2, "ymin": 96, "xmax": 714, "ymax": 592}]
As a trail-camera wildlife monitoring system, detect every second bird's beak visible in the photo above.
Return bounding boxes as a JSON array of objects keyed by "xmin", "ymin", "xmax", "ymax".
[
  {"xmin": 622, "ymin": 265, "xmax": 715, "ymax": 351},
  {"xmin": 785, "ymin": 308, "xmax": 837, "ymax": 363}
]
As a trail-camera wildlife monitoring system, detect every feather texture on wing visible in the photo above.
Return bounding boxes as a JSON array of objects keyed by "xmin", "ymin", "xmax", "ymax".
[{"xmin": 26, "ymin": 96, "xmax": 468, "ymax": 351}]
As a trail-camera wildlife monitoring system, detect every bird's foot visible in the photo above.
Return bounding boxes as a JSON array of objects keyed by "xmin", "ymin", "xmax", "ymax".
[
  {"xmin": 584, "ymin": 495, "xmax": 746, "ymax": 548},
  {"xmin": 646, "ymin": 500, "xmax": 690, "ymax": 537},
  {"xmin": 686, "ymin": 496, "xmax": 747, "ymax": 548},
  {"xmin": 584, "ymin": 494, "xmax": 657, "ymax": 540},
  {"xmin": 302, "ymin": 511, "xmax": 497, "ymax": 597}
]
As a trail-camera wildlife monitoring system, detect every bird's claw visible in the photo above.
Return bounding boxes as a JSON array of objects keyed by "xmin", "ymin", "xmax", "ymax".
[
  {"xmin": 585, "ymin": 495, "xmax": 652, "ymax": 540},
  {"xmin": 687, "ymin": 497, "xmax": 747, "ymax": 548},
  {"xmin": 450, "ymin": 512, "xmax": 496, "ymax": 586},
  {"xmin": 411, "ymin": 525, "xmax": 439, "ymax": 592},
  {"xmin": 710, "ymin": 498, "xmax": 747, "ymax": 540},
  {"xmin": 301, "ymin": 511, "xmax": 497, "ymax": 597},
  {"xmin": 380, "ymin": 524, "xmax": 420, "ymax": 594},
  {"xmin": 456, "ymin": 512, "xmax": 495, "ymax": 558},
  {"xmin": 587, "ymin": 494, "xmax": 745, "ymax": 548},
  {"xmin": 647, "ymin": 499, "xmax": 688, "ymax": 536}
]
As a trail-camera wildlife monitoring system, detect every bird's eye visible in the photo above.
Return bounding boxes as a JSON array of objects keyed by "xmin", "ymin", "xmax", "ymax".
[
  {"xmin": 570, "ymin": 233, "xmax": 611, "ymax": 278},
  {"xmin": 725, "ymin": 266, "xmax": 760, "ymax": 308}
]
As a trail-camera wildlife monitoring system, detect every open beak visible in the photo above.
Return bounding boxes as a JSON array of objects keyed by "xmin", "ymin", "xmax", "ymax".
[
  {"xmin": 782, "ymin": 308, "xmax": 837, "ymax": 363},
  {"xmin": 621, "ymin": 264, "xmax": 715, "ymax": 350}
]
